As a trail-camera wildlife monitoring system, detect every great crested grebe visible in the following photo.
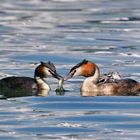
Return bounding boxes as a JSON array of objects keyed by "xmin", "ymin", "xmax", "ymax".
[
  {"xmin": 98, "ymin": 71, "xmax": 121, "ymax": 84},
  {"xmin": 0, "ymin": 61, "xmax": 63, "ymax": 91},
  {"xmin": 64, "ymin": 59, "xmax": 140, "ymax": 96}
]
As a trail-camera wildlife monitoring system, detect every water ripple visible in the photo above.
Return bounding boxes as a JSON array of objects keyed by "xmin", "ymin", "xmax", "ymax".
[{"xmin": 0, "ymin": 0, "xmax": 140, "ymax": 139}]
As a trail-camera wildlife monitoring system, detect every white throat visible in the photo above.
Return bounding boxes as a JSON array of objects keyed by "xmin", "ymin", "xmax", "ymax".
[
  {"xmin": 35, "ymin": 76, "xmax": 50, "ymax": 90},
  {"xmin": 81, "ymin": 67, "xmax": 100, "ymax": 92}
]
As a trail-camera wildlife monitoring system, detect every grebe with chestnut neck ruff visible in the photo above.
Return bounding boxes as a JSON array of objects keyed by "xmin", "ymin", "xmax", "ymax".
[
  {"xmin": 64, "ymin": 59, "xmax": 140, "ymax": 96},
  {"xmin": 0, "ymin": 61, "xmax": 63, "ymax": 91}
]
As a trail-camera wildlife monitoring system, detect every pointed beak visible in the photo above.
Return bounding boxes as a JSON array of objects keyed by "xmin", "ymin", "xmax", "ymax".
[
  {"xmin": 49, "ymin": 70, "xmax": 65, "ymax": 91},
  {"xmin": 50, "ymin": 70, "xmax": 63, "ymax": 80},
  {"xmin": 64, "ymin": 70, "xmax": 75, "ymax": 81}
]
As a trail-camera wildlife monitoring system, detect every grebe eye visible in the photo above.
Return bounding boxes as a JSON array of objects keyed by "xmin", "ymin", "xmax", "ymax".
[
  {"xmin": 48, "ymin": 69, "xmax": 55, "ymax": 75},
  {"xmin": 48, "ymin": 69, "xmax": 52, "ymax": 73}
]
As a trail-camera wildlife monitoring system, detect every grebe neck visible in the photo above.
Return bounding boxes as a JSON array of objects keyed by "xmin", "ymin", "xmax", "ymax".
[
  {"xmin": 34, "ymin": 76, "xmax": 50, "ymax": 90},
  {"xmin": 81, "ymin": 66, "xmax": 100, "ymax": 92}
]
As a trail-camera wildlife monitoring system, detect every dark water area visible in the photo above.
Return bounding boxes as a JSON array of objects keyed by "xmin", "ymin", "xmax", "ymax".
[{"xmin": 0, "ymin": 0, "xmax": 140, "ymax": 139}]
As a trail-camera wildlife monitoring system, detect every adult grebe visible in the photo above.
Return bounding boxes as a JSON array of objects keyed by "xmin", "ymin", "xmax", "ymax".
[
  {"xmin": 64, "ymin": 59, "xmax": 140, "ymax": 96},
  {"xmin": 0, "ymin": 61, "xmax": 62, "ymax": 91}
]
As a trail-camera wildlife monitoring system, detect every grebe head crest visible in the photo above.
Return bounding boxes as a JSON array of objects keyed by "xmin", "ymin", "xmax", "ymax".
[
  {"xmin": 64, "ymin": 59, "xmax": 99, "ymax": 80},
  {"xmin": 35, "ymin": 61, "xmax": 62, "ymax": 80}
]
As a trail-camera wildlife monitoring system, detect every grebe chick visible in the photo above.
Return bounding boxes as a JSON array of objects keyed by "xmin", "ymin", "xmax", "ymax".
[
  {"xmin": 98, "ymin": 71, "xmax": 121, "ymax": 84},
  {"xmin": 0, "ymin": 61, "xmax": 62, "ymax": 91},
  {"xmin": 64, "ymin": 59, "xmax": 140, "ymax": 96}
]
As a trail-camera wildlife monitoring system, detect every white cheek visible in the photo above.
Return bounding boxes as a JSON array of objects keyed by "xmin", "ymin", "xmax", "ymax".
[
  {"xmin": 44, "ymin": 68, "xmax": 51, "ymax": 77},
  {"xmin": 74, "ymin": 67, "xmax": 82, "ymax": 76}
]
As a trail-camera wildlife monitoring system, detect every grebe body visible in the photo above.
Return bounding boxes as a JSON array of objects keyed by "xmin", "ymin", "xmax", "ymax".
[
  {"xmin": 0, "ymin": 77, "xmax": 37, "ymax": 90},
  {"xmin": 64, "ymin": 59, "xmax": 140, "ymax": 96},
  {"xmin": 0, "ymin": 61, "xmax": 62, "ymax": 91}
]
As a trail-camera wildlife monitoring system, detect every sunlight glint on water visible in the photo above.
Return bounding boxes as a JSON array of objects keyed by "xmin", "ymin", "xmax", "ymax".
[{"xmin": 0, "ymin": 0, "xmax": 140, "ymax": 139}]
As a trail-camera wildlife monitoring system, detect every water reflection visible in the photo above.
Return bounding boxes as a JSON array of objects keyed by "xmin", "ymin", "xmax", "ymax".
[
  {"xmin": 0, "ymin": 88, "xmax": 66, "ymax": 99},
  {"xmin": 0, "ymin": 89, "xmax": 43, "ymax": 99},
  {"xmin": 0, "ymin": 0, "xmax": 140, "ymax": 139},
  {"xmin": 80, "ymin": 91, "xmax": 139, "ymax": 97}
]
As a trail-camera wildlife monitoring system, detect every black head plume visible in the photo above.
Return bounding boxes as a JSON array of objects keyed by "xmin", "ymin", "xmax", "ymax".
[
  {"xmin": 40, "ymin": 61, "xmax": 56, "ymax": 72},
  {"xmin": 70, "ymin": 59, "xmax": 88, "ymax": 72}
]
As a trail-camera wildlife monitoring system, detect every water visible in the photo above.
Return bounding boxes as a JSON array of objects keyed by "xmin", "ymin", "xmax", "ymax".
[{"xmin": 0, "ymin": 0, "xmax": 140, "ymax": 139}]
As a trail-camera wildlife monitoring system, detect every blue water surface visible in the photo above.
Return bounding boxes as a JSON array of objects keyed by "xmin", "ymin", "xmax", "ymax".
[{"xmin": 0, "ymin": 0, "xmax": 140, "ymax": 139}]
